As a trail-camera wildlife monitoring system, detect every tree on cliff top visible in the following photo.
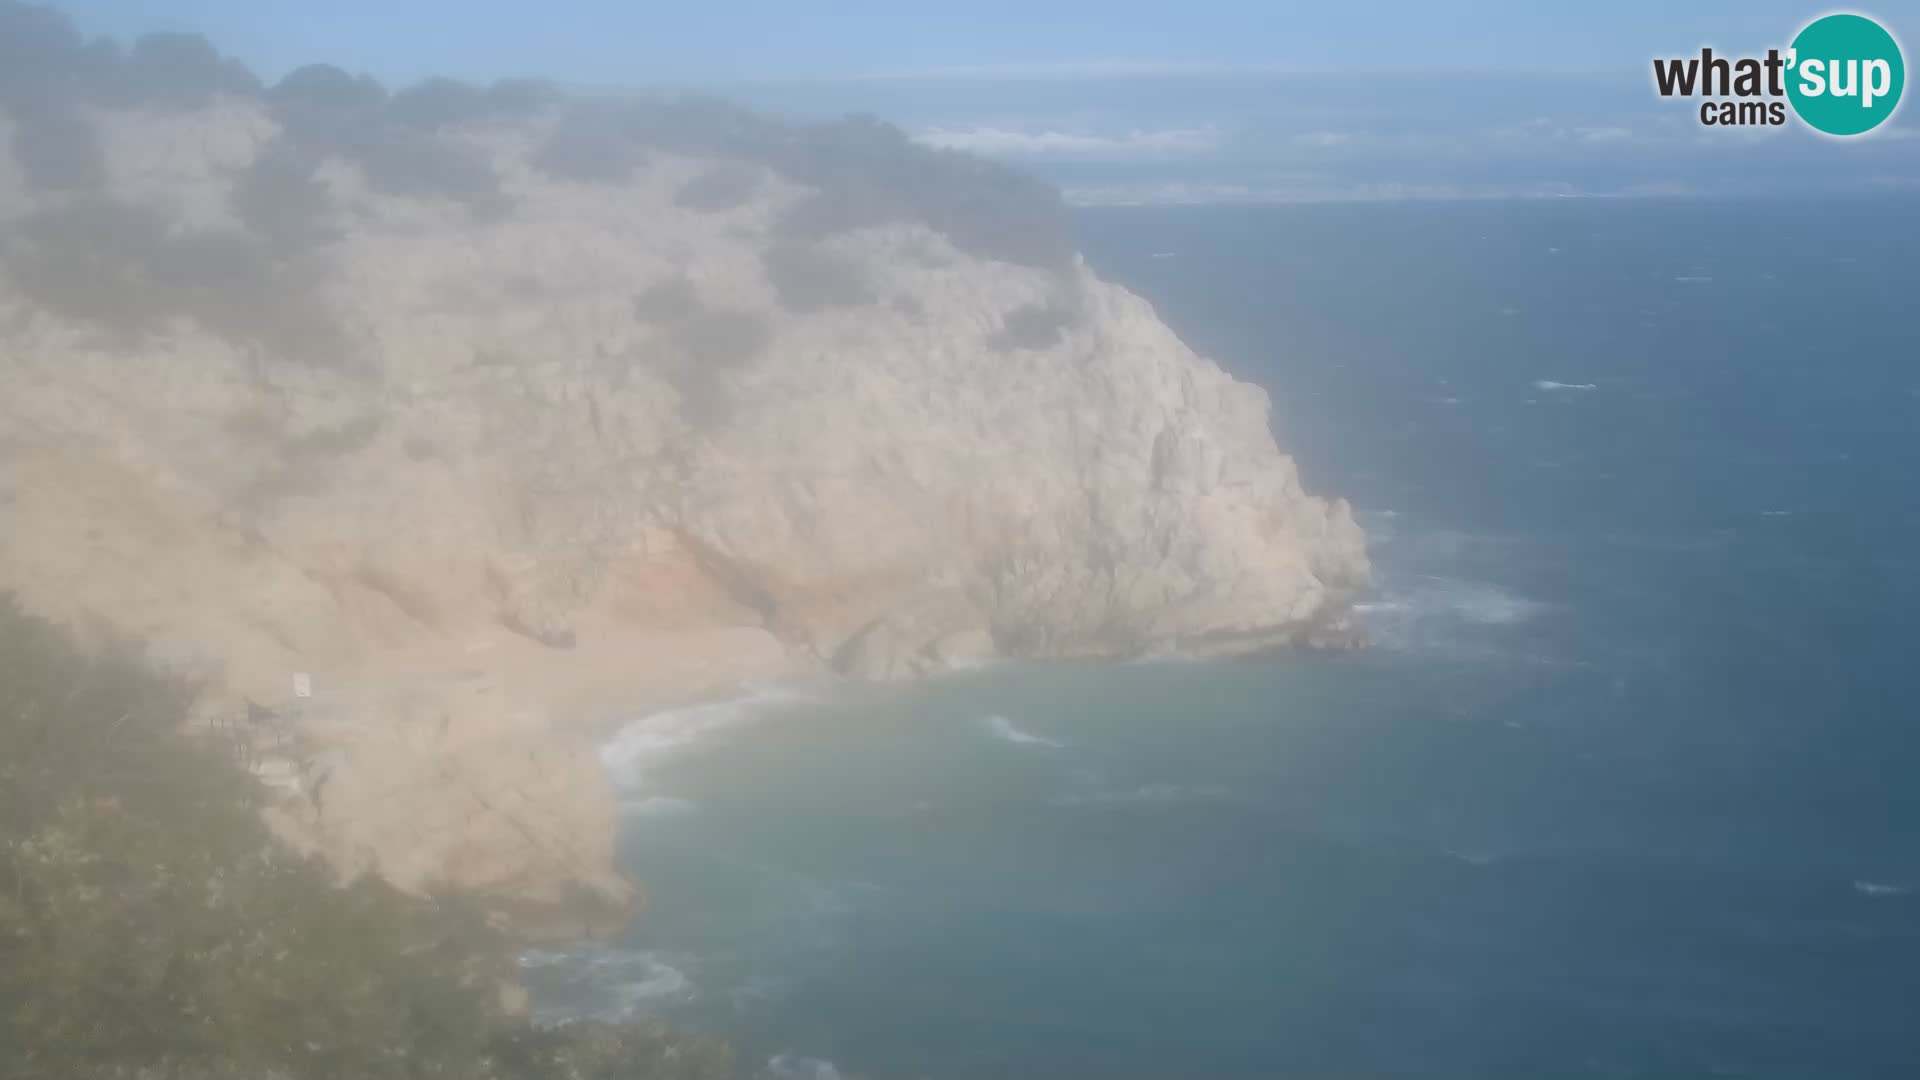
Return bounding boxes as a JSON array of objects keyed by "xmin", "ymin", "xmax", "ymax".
[
  {"xmin": 1, "ymin": 0, "xmax": 1074, "ymax": 269},
  {"xmin": 0, "ymin": 596, "xmax": 733, "ymax": 1080}
]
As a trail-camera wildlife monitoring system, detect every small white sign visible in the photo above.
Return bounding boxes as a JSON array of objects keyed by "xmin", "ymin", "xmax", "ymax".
[{"xmin": 292, "ymin": 673, "xmax": 312, "ymax": 699}]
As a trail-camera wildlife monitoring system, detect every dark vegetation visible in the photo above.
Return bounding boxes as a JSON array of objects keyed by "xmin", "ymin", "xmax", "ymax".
[
  {"xmin": 673, "ymin": 162, "xmax": 760, "ymax": 212},
  {"xmin": 3, "ymin": 199, "xmax": 344, "ymax": 364},
  {"xmin": 988, "ymin": 301, "xmax": 1076, "ymax": 351},
  {"xmin": 556, "ymin": 105, "xmax": 1073, "ymax": 266},
  {"xmin": 761, "ymin": 242, "xmax": 872, "ymax": 313},
  {"xmin": 764, "ymin": 115, "xmax": 1073, "ymax": 269},
  {"xmin": 0, "ymin": 596, "xmax": 734, "ymax": 1080},
  {"xmin": 266, "ymin": 65, "xmax": 507, "ymax": 213},
  {"xmin": 2, "ymin": 0, "xmax": 1073, "ymax": 271},
  {"xmin": 0, "ymin": 0, "xmax": 1074, "ymax": 377},
  {"xmin": 231, "ymin": 142, "xmax": 338, "ymax": 249},
  {"xmin": 631, "ymin": 277, "xmax": 702, "ymax": 323},
  {"xmin": 630, "ymin": 276, "xmax": 770, "ymax": 422},
  {"xmin": 531, "ymin": 107, "xmax": 648, "ymax": 185},
  {"xmin": 7, "ymin": 97, "xmax": 104, "ymax": 190}
]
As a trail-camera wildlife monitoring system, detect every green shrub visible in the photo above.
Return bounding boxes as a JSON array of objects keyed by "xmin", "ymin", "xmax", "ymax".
[
  {"xmin": 531, "ymin": 108, "xmax": 647, "ymax": 185},
  {"xmin": 351, "ymin": 127, "xmax": 506, "ymax": 211},
  {"xmin": 386, "ymin": 77, "xmax": 490, "ymax": 131},
  {"xmin": 0, "ymin": 597, "xmax": 735, "ymax": 1080},
  {"xmin": 632, "ymin": 277, "xmax": 701, "ymax": 324},
  {"xmin": 762, "ymin": 242, "xmax": 871, "ymax": 313},
  {"xmin": 988, "ymin": 302, "xmax": 1075, "ymax": 351},
  {"xmin": 232, "ymin": 141, "xmax": 338, "ymax": 249},
  {"xmin": 3, "ymin": 199, "xmax": 346, "ymax": 364},
  {"xmin": 673, "ymin": 163, "xmax": 760, "ymax": 212},
  {"xmin": 268, "ymin": 64, "xmax": 505, "ymax": 213},
  {"xmin": 269, "ymin": 63, "xmax": 389, "ymax": 119},
  {"xmin": 0, "ymin": 2, "xmax": 83, "ymax": 106},
  {"xmin": 763, "ymin": 114, "xmax": 1073, "ymax": 269},
  {"xmin": 484, "ymin": 79, "xmax": 563, "ymax": 117},
  {"xmin": 118, "ymin": 31, "xmax": 260, "ymax": 108},
  {"xmin": 6, "ymin": 97, "xmax": 105, "ymax": 191}
]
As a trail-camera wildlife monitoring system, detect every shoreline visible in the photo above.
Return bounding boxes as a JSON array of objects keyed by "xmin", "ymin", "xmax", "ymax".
[{"xmin": 531, "ymin": 613, "xmax": 1373, "ymax": 944}]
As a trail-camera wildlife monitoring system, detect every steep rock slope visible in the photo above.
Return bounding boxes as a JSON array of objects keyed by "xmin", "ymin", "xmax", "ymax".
[{"xmin": 0, "ymin": 28, "xmax": 1366, "ymax": 929}]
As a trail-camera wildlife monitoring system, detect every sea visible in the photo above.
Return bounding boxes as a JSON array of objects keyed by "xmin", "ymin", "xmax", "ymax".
[{"xmin": 521, "ymin": 196, "xmax": 1920, "ymax": 1079}]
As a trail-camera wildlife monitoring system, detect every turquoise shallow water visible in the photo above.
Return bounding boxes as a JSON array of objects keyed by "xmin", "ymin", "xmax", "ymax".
[{"xmin": 525, "ymin": 197, "xmax": 1920, "ymax": 1079}]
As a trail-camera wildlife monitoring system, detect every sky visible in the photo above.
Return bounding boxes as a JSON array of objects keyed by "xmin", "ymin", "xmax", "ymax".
[
  {"xmin": 48, "ymin": 1, "xmax": 1920, "ymax": 202},
  {"xmin": 55, "ymin": 0, "xmax": 1851, "ymax": 84}
]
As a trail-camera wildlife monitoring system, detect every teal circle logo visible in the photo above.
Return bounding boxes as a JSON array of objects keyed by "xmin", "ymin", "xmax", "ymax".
[{"xmin": 1786, "ymin": 13, "xmax": 1905, "ymax": 136}]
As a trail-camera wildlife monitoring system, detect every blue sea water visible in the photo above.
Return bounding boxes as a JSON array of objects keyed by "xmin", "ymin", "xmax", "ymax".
[{"xmin": 525, "ymin": 197, "xmax": 1920, "ymax": 1078}]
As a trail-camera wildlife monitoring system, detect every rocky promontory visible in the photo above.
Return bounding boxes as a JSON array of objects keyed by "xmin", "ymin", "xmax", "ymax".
[{"xmin": 0, "ymin": 9, "xmax": 1367, "ymax": 934}]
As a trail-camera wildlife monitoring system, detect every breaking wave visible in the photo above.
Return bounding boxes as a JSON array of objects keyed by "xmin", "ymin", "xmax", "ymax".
[
  {"xmin": 628, "ymin": 795, "xmax": 700, "ymax": 817},
  {"xmin": 600, "ymin": 685, "xmax": 818, "ymax": 791},
  {"xmin": 518, "ymin": 946, "xmax": 695, "ymax": 1023},
  {"xmin": 1533, "ymin": 380, "xmax": 1597, "ymax": 392},
  {"xmin": 1358, "ymin": 576, "xmax": 1545, "ymax": 628},
  {"xmin": 979, "ymin": 713, "xmax": 1065, "ymax": 748},
  {"xmin": 1052, "ymin": 782, "xmax": 1234, "ymax": 809},
  {"xmin": 763, "ymin": 1054, "xmax": 846, "ymax": 1080}
]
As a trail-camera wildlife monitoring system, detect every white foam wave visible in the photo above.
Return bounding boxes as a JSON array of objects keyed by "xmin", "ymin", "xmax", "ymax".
[
  {"xmin": 519, "ymin": 946, "xmax": 696, "ymax": 1022},
  {"xmin": 600, "ymin": 685, "xmax": 815, "ymax": 790},
  {"xmin": 609, "ymin": 959, "xmax": 694, "ymax": 1012},
  {"xmin": 517, "ymin": 947, "xmax": 570, "ymax": 969},
  {"xmin": 1854, "ymin": 880, "xmax": 1909, "ymax": 897},
  {"xmin": 1356, "ymin": 575, "xmax": 1548, "ymax": 656},
  {"xmin": 1533, "ymin": 380, "xmax": 1597, "ymax": 392},
  {"xmin": 628, "ymin": 795, "xmax": 699, "ymax": 817},
  {"xmin": 763, "ymin": 1054, "xmax": 845, "ymax": 1080},
  {"xmin": 1351, "ymin": 598, "xmax": 1412, "ymax": 616},
  {"xmin": 939, "ymin": 653, "xmax": 1007, "ymax": 673},
  {"xmin": 1054, "ymin": 782, "xmax": 1232, "ymax": 808},
  {"xmin": 1404, "ymin": 577, "xmax": 1544, "ymax": 626},
  {"xmin": 1674, "ymin": 274, "xmax": 1713, "ymax": 283},
  {"xmin": 1126, "ymin": 644, "xmax": 1199, "ymax": 665},
  {"xmin": 979, "ymin": 713, "xmax": 1064, "ymax": 748}
]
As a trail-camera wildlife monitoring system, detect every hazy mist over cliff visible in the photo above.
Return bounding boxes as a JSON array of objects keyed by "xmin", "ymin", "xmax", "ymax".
[
  {"xmin": 7, "ymin": 2, "xmax": 1919, "ymax": 1078},
  {"xmin": 51, "ymin": 0, "xmax": 1920, "ymax": 205},
  {"xmin": 0, "ymin": 0, "xmax": 1363, "ymax": 965}
]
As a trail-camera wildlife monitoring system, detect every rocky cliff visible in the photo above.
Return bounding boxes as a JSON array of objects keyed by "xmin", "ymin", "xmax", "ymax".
[{"xmin": 0, "ymin": 11, "xmax": 1367, "ymax": 933}]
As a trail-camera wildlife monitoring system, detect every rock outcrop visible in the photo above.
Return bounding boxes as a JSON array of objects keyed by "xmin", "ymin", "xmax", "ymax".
[{"xmin": 0, "ymin": 58, "xmax": 1366, "ymax": 930}]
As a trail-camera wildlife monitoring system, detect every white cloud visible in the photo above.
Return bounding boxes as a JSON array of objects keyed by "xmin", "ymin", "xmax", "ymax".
[
  {"xmin": 913, "ymin": 125, "xmax": 1223, "ymax": 160},
  {"xmin": 1061, "ymin": 178, "xmax": 1594, "ymax": 207},
  {"xmin": 1293, "ymin": 131, "xmax": 1353, "ymax": 148},
  {"xmin": 856, "ymin": 60, "xmax": 1306, "ymax": 82},
  {"xmin": 1493, "ymin": 121, "xmax": 1637, "ymax": 144},
  {"xmin": 1493, "ymin": 117, "xmax": 1557, "ymax": 140}
]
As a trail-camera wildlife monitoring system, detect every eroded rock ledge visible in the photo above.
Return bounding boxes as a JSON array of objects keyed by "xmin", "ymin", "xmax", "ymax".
[{"xmin": 0, "ymin": 79, "xmax": 1367, "ymax": 932}]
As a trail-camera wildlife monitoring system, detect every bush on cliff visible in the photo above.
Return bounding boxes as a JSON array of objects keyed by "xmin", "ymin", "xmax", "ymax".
[
  {"xmin": 531, "ymin": 107, "xmax": 649, "ymax": 185},
  {"xmin": 6, "ymin": 96, "xmax": 106, "ymax": 191},
  {"xmin": 3, "ymin": 199, "xmax": 347, "ymax": 365},
  {"xmin": 0, "ymin": 596, "xmax": 733, "ymax": 1080}
]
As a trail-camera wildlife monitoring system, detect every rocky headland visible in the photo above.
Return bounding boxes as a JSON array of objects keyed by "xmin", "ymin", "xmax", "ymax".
[{"xmin": 0, "ymin": 13, "xmax": 1368, "ymax": 937}]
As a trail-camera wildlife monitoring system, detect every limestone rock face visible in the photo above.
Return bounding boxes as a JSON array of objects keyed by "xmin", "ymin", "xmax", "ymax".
[{"xmin": 0, "ymin": 96, "xmax": 1367, "ymax": 927}]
